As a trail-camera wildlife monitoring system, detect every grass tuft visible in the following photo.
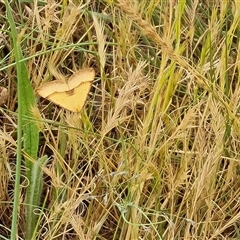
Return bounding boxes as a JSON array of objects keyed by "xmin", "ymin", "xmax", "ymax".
[{"xmin": 1, "ymin": 1, "xmax": 240, "ymax": 239}]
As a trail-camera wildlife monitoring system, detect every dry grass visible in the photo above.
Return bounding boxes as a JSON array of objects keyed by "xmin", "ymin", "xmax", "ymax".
[{"xmin": 1, "ymin": 0, "xmax": 240, "ymax": 239}]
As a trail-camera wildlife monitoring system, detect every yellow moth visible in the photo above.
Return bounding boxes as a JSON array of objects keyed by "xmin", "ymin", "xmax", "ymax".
[{"xmin": 37, "ymin": 68, "xmax": 95, "ymax": 113}]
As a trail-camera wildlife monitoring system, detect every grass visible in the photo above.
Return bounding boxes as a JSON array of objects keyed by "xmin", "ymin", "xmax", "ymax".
[{"xmin": 1, "ymin": 0, "xmax": 240, "ymax": 239}]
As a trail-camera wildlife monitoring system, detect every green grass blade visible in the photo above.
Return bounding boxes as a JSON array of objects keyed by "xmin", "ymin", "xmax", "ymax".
[
  {"xmin": 26, "ymin": 155, "xmax": 48, "ymax": 240},
  {"xmin": 4, "ymin": 1, "xmax": 40, "ymax": 239}
]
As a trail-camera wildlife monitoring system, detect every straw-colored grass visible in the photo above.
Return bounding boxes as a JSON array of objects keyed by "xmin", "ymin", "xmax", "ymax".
[{"xmin": 1, "ymin": 1, "xmax": 240, "ymax": 239}]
